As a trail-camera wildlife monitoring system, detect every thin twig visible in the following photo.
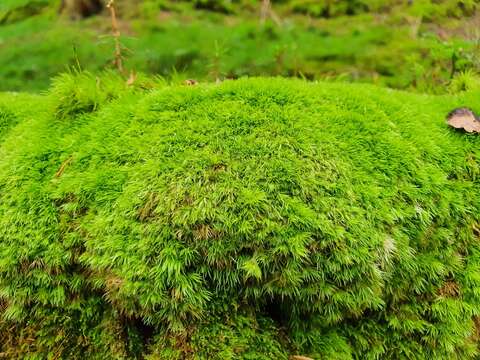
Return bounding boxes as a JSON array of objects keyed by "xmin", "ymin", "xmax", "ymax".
[
  {"xmin": 54, "ymin": 156, "xmax": 73, "ymax": 178},
  {"xmin": 260, "ymin": 0, "xmax": 282, "ymax": 26},
  {"xmin": 107, "ymin": 0, "xmax": 123, "ymax": 73},
  {"xmin": 260, "ymin": 0, "xmax": 270, "ymax": 24}
]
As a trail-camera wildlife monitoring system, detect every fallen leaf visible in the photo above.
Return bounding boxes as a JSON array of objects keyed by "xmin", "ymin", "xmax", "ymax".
[
  {"xmin": 447, "ymin": 107, "xmax": 480, "ymax": 133},
  {"xmin": 184, "ymin": 79, "xmax": 198, "ymax": 86}
]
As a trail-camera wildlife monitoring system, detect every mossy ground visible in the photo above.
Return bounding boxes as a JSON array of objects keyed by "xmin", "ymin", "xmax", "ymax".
[
  {"xmin": 0, "ymin": 73, "xmax": 480, "ymax": 359},
  {"xmin": 1, "ymin": 1, "xmax": 480, "ymax": 359},
  {"xmin": 0, "ymin": 0, "xmax": 479, "ymax": 92}
]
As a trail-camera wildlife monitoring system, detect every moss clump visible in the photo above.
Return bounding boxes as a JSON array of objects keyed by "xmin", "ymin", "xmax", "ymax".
[
  {"xmin": 49, "ymin": 71, "xmax": 161, "ymax": 119},
  {"xmin": 49, "ymin": 72, "xmax": 126, "ymax": 119},
  {"xmin": 1, "ymin": 74, "xmax": 480, "ymax": 359}
]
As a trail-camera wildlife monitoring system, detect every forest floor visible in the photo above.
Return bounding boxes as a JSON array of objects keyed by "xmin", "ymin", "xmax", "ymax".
[{"xmin": 0, "ymin": 0, "xmax": 479, "ymax": 93}]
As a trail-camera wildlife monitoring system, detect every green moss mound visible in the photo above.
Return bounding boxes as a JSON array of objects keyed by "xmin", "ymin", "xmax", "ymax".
[{"xmin": 1, "ymin": 74, "xmax": 480, "ymax": 359}]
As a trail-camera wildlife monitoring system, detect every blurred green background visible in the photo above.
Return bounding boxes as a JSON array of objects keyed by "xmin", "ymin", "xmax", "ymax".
[{"xmin": 0, "ymin": 0, "xmax": 479, "ymax": 93}]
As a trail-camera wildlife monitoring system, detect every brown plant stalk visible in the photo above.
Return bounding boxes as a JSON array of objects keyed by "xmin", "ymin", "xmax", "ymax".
[{"xmin": 107, "ymin": 0, "xmax": 123, "ymax": 73}]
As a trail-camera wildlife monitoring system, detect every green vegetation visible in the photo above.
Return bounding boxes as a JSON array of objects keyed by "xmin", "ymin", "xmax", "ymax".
[
  {"xmin": 2, "ymin": 1, "xmax": 480, "ymax": 358},
  {"xmin": 0, "ymin": 0, "xmax": 479, "ymax": 92},
  {"xmin": 0, "ymin": 73, "xmax": 480, "ymax": 359}
]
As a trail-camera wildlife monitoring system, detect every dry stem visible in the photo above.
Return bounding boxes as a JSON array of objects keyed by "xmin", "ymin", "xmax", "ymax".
[
  {"xmin": 260, "ymin": 0, "xmax": 282, "ymax": 26},
  {"xmin": 107, "ymin": 0, "xmax": 123, "ymax": 73}
]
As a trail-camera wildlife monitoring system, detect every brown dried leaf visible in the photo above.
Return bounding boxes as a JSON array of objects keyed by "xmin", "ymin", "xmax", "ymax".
[
  {"xmin": 438, "ymin": 280, "xmax": 460, "ymax": 298},
  {"xmin": 137, "ymin": 192, "xmax": 158, "ymax": 221},
  {"xmin": 447, "ymin": 107, "xmax": 480, "ymax": 133},
  {"xmin": 126, "ymin": 71, "xmax": 137, "ymax": 86},
  {"xmin": 184, "ymin": 79, "xmax": 198, "ymax": 86},
  {"xmin": 193, "ymin": 224, "xmax": 221, "ymax": 241}
]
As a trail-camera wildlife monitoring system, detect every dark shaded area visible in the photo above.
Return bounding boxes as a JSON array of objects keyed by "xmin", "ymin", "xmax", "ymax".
[{"xmin": 59, "ymin": 0, "xmax": 103, "ymax": 19}]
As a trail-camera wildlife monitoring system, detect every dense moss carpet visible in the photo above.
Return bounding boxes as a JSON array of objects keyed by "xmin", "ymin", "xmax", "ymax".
[{"xmin": 0, "ymin": 75, "xmax": 479, "ymax": 359}]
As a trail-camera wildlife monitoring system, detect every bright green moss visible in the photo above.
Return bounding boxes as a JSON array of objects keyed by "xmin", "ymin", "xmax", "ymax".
[{"xmin": 0, "ymin": 74, "xmax": 480, "ymax": 358}]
